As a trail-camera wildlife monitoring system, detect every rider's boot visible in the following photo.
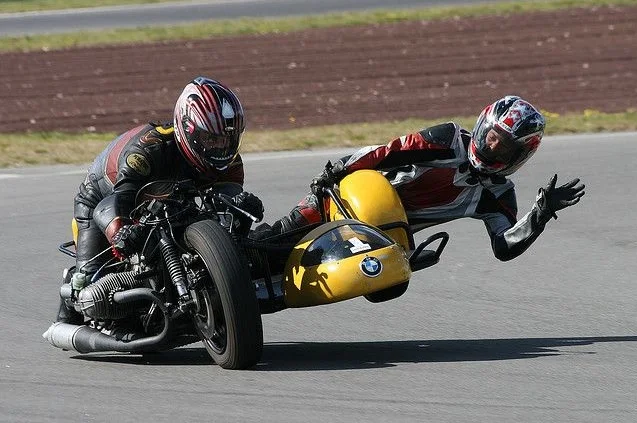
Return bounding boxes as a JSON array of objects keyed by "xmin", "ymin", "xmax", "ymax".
[{"xmin": 250, "ymin": 194, "xmax": 321, "ymax": 241}]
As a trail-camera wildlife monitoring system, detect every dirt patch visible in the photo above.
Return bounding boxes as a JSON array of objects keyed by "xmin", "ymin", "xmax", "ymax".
[{"xmin": 1, "ymin": 5, "xmax": 635, "ymax": 134}]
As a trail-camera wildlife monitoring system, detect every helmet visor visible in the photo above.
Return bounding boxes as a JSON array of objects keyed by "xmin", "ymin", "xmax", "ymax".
[
  {"xmin": 473, "ymin": 126, "xmax": 519, "ymax": 166},
  {"xmin": 190, "ymin": 129, "xmax": 240, "ymax": 166}
]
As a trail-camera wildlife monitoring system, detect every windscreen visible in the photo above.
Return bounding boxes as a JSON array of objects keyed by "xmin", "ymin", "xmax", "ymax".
[{"xmin": 300, "ymin": 223, "xmax": 393, "ymax": 267}]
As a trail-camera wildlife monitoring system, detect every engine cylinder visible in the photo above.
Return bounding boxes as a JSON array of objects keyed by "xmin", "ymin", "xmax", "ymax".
[{"xmin": 77, "ymin": 271, "xmax": 145, "ymax": 319}]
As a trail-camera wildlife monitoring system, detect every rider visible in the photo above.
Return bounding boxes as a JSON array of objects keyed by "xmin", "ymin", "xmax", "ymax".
[
  {"xmin": 252, "ymin": 95, "xmax": 585, "ymax": 261},
  {"xmin": 55, "ymin": 76, "xmax": 264, "ymax": 324}
]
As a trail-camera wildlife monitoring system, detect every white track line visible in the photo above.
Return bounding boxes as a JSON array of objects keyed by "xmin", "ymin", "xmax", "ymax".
[{"xmin": 0, "ymin": 132, "xmax": 634, "ymax": 180}]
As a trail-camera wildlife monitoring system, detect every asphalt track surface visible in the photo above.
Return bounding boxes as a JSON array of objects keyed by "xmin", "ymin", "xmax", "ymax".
[
  {"xmin": 0, "ymin": 0, "xmax": 500, "ymax": 36},
  {"xmin": 1, "ymin": 132, "xmax": 636, "ymax": 422}
]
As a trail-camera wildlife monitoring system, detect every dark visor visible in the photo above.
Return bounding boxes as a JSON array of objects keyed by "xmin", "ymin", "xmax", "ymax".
[
  {"xmin": 190, "ymin": 129, "xmax": 240, "ymax": 162},
  {"xmin": 474, "ymin": 126, "xmax": 519, "ymax": 165}
]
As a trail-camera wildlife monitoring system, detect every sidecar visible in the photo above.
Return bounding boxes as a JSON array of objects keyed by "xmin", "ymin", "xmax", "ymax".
[
  {"xmin": 282, "ymin": 219, "xmax": 411, "ymax": 307},
  {"xmin": 246, "ymin": 169, "xmax": 448, "ymax": 312}
]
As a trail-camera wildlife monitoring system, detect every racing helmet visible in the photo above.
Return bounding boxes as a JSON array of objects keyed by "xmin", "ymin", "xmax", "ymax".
[
  {"xmin": 468, "ymin": 95, "xmax": 545, "ymax": 176},
  {"xmin": 174, "ymin": 77, "xmax": 245, "ymax": 172}
]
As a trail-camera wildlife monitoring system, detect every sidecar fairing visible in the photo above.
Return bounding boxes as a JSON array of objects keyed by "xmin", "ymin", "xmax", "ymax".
[
  {"xmin": 326, "ymin": 169, "xmax": 449, "ymax": 273},
  {"xmin": 281, "ymin": 219, "xmax": 411, "ymax": 307},
  {"xmin": 329, "ymin": 169, "xmax": 412, "ymax": 251}
]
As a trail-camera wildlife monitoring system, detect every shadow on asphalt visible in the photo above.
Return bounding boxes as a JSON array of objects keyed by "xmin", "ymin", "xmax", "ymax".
[{"xmin": 71, "ymin": 336, "xmax": 637, "ymax": 370}]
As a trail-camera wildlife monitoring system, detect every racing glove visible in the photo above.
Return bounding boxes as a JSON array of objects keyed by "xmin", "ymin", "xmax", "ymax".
[
  {"xmin": 111, "ymin": 224, "xmax": 149, "ymax": 258},
  {"xmin": 231, "ymin": 191, "xmax": 264, "ymax": 221},
  {"xmin": 311, "ymin": 160, "xmax": 347, "ymax": 192},
  {"xmin": 535, "ymin": 174, "xmax": 585, "ymax": 221}
]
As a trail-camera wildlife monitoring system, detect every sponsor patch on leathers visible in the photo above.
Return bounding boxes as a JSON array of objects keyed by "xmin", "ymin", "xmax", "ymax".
[{"xmin": 126, "ymin": 153, "xmax": 151, "ymax": 176}]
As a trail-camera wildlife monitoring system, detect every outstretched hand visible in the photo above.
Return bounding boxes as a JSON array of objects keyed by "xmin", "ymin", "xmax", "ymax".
[{"xmin": 537, "ymin": 174, "xmax": 586, "ymax": 219}]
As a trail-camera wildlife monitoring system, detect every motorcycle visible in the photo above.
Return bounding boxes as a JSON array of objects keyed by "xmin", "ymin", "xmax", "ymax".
[{"xmin": 43, "ymin": 164, "xmax": 449, "ymax": 369}]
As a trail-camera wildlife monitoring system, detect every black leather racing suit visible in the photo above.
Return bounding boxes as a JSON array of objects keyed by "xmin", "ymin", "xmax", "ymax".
[
  {"xmin": 73, "ymin": 122, "xmax": 245, "ymax": 276},
  {"xmin": 267, "ymin": 122, "xmax": 554, "ymax": 261}
]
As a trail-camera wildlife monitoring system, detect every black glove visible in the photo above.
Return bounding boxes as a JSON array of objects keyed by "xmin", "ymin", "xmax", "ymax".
[
  {"xmin": 311, "ymin": 160, "xmax": 346, "ymax": 193},
  {"xmin": 536, "ymin": 174, "xmax": 585, "ymax": 220},
  {"xmin": 231, "ymin": 191, "xmax": 264, "ymax": 221},
  {"xmin": 111, "ymin": 224, "xmax": 148, "ymax": 257}
]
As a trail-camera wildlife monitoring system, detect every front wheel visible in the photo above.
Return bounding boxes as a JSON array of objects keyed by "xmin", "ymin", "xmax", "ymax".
[{"xmin": 185, "ymin": 220, "xmax": 263, "ymax": 369}]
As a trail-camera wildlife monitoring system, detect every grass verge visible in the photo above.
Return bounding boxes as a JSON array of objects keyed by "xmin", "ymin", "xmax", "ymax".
[
  {"xmin": 0, "ymin": 0, "xmax": 179, "ymax": 14},
  {"xmin": 1, "ymin": 109, "xmax": 635, "ymax": 169},
  {"xmin": 1, "ymin": 0, "xmax": 636, "ymax": 52}
]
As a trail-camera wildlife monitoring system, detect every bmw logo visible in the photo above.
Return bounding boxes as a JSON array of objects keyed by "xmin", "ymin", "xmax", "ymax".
[{"xmin": 360, "ymin": 256, "xmax": 382, "ymax": 278}]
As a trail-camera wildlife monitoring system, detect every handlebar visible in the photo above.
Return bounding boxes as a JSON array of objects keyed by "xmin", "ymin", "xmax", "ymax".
[{"xmin": 214, "ymin": 193, "xmax": 261, "ymax": 223}]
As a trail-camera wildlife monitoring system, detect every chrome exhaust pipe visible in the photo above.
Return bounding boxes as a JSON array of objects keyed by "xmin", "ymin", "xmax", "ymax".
[{"xmin": 43, "ymin": 288, "xmax": 171, "ymax": 353}]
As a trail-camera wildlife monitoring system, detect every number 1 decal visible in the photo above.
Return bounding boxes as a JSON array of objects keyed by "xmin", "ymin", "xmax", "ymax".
[{"xmin": 348, "ymin": 237, "xmax": 371, "ymax": 253}]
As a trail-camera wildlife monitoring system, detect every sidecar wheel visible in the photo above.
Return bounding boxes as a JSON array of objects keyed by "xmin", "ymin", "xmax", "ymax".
[
  {"xmin": 185, "ymin": 220, "xmax": 263, "ymax": 370},
  {"xmin": 364, "ymin": 281, "xmax": 409, "ymax": 303}
]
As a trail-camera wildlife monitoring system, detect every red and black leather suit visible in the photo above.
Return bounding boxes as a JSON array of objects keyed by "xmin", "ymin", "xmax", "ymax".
[
  {"xmin": 264, "ymin": 122, "xmax": 554, "ymax": 261},
  {"xmin": 74, "ymin": 122, "xmax": 245, "ymax": 276}
]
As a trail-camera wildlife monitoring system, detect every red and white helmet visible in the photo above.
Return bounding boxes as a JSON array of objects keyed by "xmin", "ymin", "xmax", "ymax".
[
  {"xmin": 468, "ymin": 95, "xmax": 545, "ymax": 176},
  {"xmin": 174, "ymin": 77, "xmax": 245, "ymax": 172}
]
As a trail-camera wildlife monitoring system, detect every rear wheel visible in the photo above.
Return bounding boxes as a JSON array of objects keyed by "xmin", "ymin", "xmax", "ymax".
[{"xmin": 185, "ymin": 220, "xmax": 263, "ymax": 369}]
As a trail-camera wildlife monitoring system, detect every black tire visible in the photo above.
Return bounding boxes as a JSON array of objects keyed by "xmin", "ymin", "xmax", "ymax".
[
  {"xmin": 184, "ymin": 220, "xmax": 263, "ymax": 369},
  {"xmin": 364, "ymin": 281, "xmax": 409, "ymax": 303}
]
